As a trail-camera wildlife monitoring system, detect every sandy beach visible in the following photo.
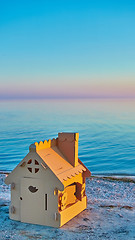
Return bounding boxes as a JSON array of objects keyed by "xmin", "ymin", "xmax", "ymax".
[{"xmin": 0, "ymin": 173, "xmax": 135, "ymax": 240}]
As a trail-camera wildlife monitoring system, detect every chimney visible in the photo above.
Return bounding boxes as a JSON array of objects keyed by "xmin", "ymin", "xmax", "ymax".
[{"xmin": 58, "ymin": 132, "xmax": 79, "ymax": 167}]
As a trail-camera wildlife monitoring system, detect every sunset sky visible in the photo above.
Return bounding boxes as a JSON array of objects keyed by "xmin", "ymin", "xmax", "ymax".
[{"xmin": 0, "ymin": 0, "xmax": 135, "ymax": 99}]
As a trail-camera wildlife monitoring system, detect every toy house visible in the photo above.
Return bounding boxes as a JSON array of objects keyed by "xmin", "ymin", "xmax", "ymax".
[{"xmin": 5, "ymin": 132, "xmax": 91, "ymax": 227}]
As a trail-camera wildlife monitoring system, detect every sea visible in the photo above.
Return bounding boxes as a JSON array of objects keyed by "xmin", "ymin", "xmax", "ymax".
[{"xmin": 0, "ymin": 99, "xmax": 135, "ymax": 176}]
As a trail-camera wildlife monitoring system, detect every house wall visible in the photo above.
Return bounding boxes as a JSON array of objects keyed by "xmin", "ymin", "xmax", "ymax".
[
  {"xmin": 7, "ymin": 152, "xmax": 64, "ymax": 227},
  {"xmin": 58, "ymin": 172, "xmax": 86, "ymax": 209},
  {"xmin": 58, "ymin": 172, "xmax": 87, "ymax": 227},
  {"xmin": 60, "ymin": 196, "xmax": 87, "ymax": 227}
]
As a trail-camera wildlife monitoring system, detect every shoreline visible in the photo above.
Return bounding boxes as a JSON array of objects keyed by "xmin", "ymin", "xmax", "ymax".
[{"xmin": 1, "ymin": 171, "xmax": 135, "ymax": 183}]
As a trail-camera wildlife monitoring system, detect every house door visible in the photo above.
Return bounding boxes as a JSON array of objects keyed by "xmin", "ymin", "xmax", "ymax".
[{"xmin": 20, "ymin": 178, "xmax": 48, "ymax": 225}]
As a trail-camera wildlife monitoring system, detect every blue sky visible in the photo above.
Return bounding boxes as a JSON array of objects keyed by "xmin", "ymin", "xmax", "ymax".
[{"xmin": 0, "ymin": 0, "xmax": 135, "ymax": 98}]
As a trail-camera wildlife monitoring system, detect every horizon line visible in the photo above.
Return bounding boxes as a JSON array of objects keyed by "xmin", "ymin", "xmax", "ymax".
[{"xmin": 0, "ymin": 96, "xmax": 135, "ymax": 101}]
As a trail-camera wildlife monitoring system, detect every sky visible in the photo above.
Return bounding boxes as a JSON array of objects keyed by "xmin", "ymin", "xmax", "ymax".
[{"xmin": 0, "ymin": 0, "xmax": 135, "ymax": 99}]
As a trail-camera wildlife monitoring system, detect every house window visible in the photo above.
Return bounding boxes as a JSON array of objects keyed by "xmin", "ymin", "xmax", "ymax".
[{"xmin": 27, "ymin": 159, "xmax": 39, "ymax": 173}]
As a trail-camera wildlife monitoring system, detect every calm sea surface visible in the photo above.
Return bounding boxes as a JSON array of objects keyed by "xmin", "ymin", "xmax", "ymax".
[{"xmin": 0, "ymin": 99, "xmax": 135, "ymax": 175}]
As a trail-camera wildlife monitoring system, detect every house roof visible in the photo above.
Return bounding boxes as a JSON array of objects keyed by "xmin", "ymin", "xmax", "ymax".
[
  {"xmin": 37, "ymin": 146, "xmax": 91, "ymax": 182},
  {"xmin": 5, "ymin": 133, "xmax": 91, "ymax": 186}
]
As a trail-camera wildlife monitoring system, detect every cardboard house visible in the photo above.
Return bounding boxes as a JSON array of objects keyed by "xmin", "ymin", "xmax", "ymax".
[{"xmin": 5, "ymin": 132, "xmax": 91, "ymax": 227}]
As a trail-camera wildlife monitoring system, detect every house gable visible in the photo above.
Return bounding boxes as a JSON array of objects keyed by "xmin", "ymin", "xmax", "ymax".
[{"xmin": 5, "ymin": 151, "xmax": 64, "ymax": 191}]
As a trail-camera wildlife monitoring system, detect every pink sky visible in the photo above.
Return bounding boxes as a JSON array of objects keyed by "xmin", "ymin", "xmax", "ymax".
[{"xmin": 1, "ymin": 80, "xmax": 135, "ymax": 99}]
